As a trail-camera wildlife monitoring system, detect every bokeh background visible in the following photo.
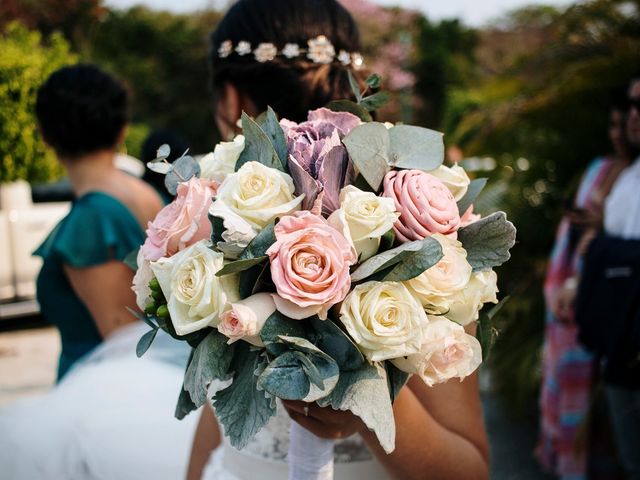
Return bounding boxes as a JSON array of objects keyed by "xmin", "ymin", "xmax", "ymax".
[{"xmin": 1, "ymin": 0, "xmax": 639, "ymax": 477}]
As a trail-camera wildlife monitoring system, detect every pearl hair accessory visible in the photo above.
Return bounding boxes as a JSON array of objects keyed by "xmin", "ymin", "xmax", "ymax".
[{"xmin": 216, "ymin": 35, "xmax": 365, "ymax": 69}]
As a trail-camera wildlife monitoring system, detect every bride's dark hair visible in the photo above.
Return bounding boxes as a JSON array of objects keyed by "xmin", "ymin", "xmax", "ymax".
[{"xmin": 210, "ymin": 0, "xmax": 363, "ymax": 122}]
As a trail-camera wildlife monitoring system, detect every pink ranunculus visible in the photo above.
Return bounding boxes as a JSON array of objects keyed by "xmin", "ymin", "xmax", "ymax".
[
  {"xmin": 382, "ymin": 170, "xmax": 461, "ymax": 243},
  {"xmin": 266, "ymin": 211, "xmax": 357, "ymax": 320},
  {"xmin": 280, "ymin": 107, "xmax": 361, "ymax": 217},
  {"xmin": 141, "ymin": 177, "xmax": 217, "ymax": 261}
]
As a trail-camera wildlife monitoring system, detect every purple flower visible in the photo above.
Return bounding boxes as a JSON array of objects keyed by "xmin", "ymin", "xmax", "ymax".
[{"xmin": 280, "ymin": 108, "xmax": 361, "ymax": 216}]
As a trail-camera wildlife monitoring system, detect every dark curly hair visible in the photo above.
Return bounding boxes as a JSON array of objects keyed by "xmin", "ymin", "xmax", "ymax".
[
  {"xmin": 36, "ymin": 64, "xmax": 129, "ymax": 158},
  {"xmin": 210, "ymin": 0, "xmax": 364, "ymax": 123}
]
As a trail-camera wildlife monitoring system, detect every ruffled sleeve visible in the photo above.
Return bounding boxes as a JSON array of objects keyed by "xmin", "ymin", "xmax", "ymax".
[{"xmin": 34, "ymin": 194, "xmax": 145, "ymax": 268}]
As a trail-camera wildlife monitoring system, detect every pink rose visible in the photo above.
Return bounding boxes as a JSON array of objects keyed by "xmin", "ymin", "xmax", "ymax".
[
  {"xmin": 382, "ymin": 170, "xmax": 461, "ymax": 243},
  {"xmin": 141, "ymin": 177, "xmax": 217, "ymax": 261},
  {"xmin": 266, "ymin": 211, "xmax": 356, "ymax": 320},
  {"xmin": 218, "ymin": 293, "xmax": 276, "ymax": 346}
]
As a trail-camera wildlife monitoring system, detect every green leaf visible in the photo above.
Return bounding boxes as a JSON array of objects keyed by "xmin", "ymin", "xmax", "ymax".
[
  {"xmin": 184, "ymin": 330, "xmax": 235, "ymax": 407},
  {"xmin": 212, "ymin": 344, "xmax": 276, "ymax": 450},
  {"xmin": 359, "ymin": 92, "xmax": 391, "ymax": 112},
  {"xmin": 343, "ymin": 122, "xmax": 391, "ymax": 191},
  {"xmin": 458, "ymin": 212, "xmax": 516, "ymax": 271},
  {"xmin": 238, "ymin": 262, "xmax": 270, "ymax": 299},
  {"xmin": 136, "ymin": 328, "xmax": 158, "ymax": 358},
  {"xmin": 348, "ymin": 70, "xmax": 363, "ymax": 102},
  {"xmin": 239, "ymin": 222, "xmax": 276, "ymax": 260},
  {"xmin": 216, "ymin": 256, "xmax": 268, "ymax": 277},
  {"xmin": 325, "ymin": 100, "xmax": 373, "ymax": 122},
  {"xmin": 366, "ymin": 73, "xmax": 382, "ymax": 89},
  {"xmin": 457, "ymin": 178, "xmax": 488, "ymax": 215},
  {"xmin": 126, "ymin": 306, "xmax": 158, "ymax": 330},
  {"xmin": 175, "ymin": 385, "xmax": 198, "ymax": 420},
  {"xmin": 260, "ymin": 312, "xmax": 308, "ymax": 356},
  {"xmin": 388, "ymin": 125, "xmax": 444, "ymax": 171},
  {"xmin": 316, "ymin": 362, "xmax": 395, "ymax": 453},
  {"xmin": 351, "ymin": 237, "xmax": 442, "ymax": 282},
  {"xmin": 378, "ymin": 229, "xmax": 396, "ymax": 253},
  {"xmin": 385, "ymin": 361, "xmax": 410, "ymax": 403},
  {"xmin": 257, "ymin": 107, "xmax": 288, "ymax": 168},
  {"xmin": 123, "ymin": 247, "xmax": 139, "ymax": 271},
  {"xmin": 383, "ymin": 236, "xmax": 443, "ymax": 282},
  {"xmin": 309, "ymin": 317, "xmax": 364, "ymax": 371},
  {"xmin": 209, "ymin": 213, "xmax": 225, "ymax": 245},
  {"xmin": 236, "ymin": 112, "xmax": 285, "ymax": 172}
]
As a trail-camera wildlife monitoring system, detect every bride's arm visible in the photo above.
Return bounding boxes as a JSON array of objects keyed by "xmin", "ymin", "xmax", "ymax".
[{"xmin": 186, "ymin": 405, "xmax": 221, "ymax": 480}]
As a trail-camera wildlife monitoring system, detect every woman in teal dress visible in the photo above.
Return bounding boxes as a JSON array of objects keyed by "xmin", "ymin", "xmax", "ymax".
[
  {"xmin": 0, "ymin": 65, "xmax": 199, "ymax": 479},
  {"xmin": 33, "ymin": 65, "xmax": 164, "ymax": 380}
]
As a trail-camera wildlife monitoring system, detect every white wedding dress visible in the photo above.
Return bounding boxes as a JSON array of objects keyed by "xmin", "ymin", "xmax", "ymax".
[
  {"xmin": 0, "ymin": 322, "xmax": 198, "ymax": 480},
  {"xmin": 203, "ymin": 400, "xmax": 389, "ymax": 480}
]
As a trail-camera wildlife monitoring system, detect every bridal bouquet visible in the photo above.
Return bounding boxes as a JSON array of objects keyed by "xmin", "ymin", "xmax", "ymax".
[{"xmin": 130, "ymin": 76, "xmax": 515, "ymax": 466}]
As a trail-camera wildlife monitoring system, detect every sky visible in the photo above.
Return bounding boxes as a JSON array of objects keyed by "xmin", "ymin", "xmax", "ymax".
[{"xmin": 105, "ymin": 0, "xmax": 578, "ymax": 26}]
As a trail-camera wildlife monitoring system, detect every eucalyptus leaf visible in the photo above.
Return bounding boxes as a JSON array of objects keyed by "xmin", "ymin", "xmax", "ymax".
[
  {"xmin": 157, "ymin": 144, "xmax": 171, "ymax": 159},
  {"xmin": 209, "ymin": 214, "xmax": 225, "ymax": 246},
  {"xmin": 351, "ymin": 237, "xmax": 442, "ymax": 282},
  {"xmin": 457, "ymin": 178, "xmax": 488, "ymax": 215},
  {"xmin": 458, "ymin": 212, "xmax": 516, "ymax": 271},
  {"xmin": 343, "ymin": 122, "xmax": 391, "ymax": 191},
  {"xmin": 309, "ymin": 317, "xmax": 364, "ymax": 371},
  {"xmin": 360, "ymin": 92, "xmax": 391, "ymax": 112},
  {"xmin": 316, "ymin": 362, "xmax": 396, "ymax": 454},
  {"xmin": 126, "ymin": 306, "xmax": 157, "ymax": 330},
  {"xmin": 216, "ymin": 256, "xmax": 268, "ymax": 277},
  {"xmin": 136, "ymin": 328, "xmax": 158, "ymax": 358},
  {"xmin": 325, "ymin": 100, "xmax": 373, "ymax": 122},
  {"xmin": 385, "ymin": 362, "xmax": 410, "ymax": 403},
  {"xmin": 383, "ymin": 236, "xmax": 443, "ymax": 282},
  {"xmin": 236, "ymin": 112, "xmax": 285, "ymax": 172},
  {"xmin": 257, "ymin": 107, "xmax": 288, "ymax": 167},
  {"xmin": 123, "ymin": 247, "xmax": 140, "ymax": 271},
  {"xmin": 147, "ymin": 161, "xmax": 172, "ymax": 174},
  {"xmin": 239, "ymin": 222, "xmax": 276, "ymax": 260},
  {"xmin": 165, "ymin": 155, "xmax": 201, "ymax": 196},
  {"xmin": 388, "ymin": 125, "xmax": 444, "ymax": 171},
  {"xmin": 238, "ymin": 263, "xmax": 264, "ymax": 299},
  {"xmin": 260, "ymin": 312, "xmax": 308, "ymax": 355},
  {"xmin": 212, "ymin": 344, "xmax": 276, "ymax": 450},
  {"xmin": 348, "ymin": 70, "xmax": 363, "ymax": 102},
  {"xmin": 184, "ymin": 330, "xmax": 235, "ymax": 407},
  {"xmin": 366, "ymin": 73, "xmax": 382, "ymax": 89}
]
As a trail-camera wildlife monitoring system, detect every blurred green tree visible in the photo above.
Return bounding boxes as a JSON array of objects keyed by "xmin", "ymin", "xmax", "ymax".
[{"xmin": 0, "ymin": 22, "xmax": 77, "ymax": 184}]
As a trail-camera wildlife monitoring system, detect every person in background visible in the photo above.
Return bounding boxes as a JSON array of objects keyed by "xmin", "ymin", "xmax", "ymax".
[
  {"xmin": 0, "ymin": 64, "xmax": 198, "ymax": 479},
  {"xmin": 538, "ymin": 93, "xmax": 633, "ymax": 479},
  {"xmin": 597, "ymin": 73, "xmax": 640, "ymax": 480},
  {"xmin": 141, "ymin": 129, "xmax": 190, "ymax": 204}
]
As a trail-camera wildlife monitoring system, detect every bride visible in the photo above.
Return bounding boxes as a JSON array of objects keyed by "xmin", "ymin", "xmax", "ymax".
[{"xmin": 187, "ymin": 1, "xmax": 490, "ymax": 479}]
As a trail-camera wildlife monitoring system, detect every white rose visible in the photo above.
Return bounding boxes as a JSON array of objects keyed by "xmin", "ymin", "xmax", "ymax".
[
  {"xmin": 339, "ymin": 281, "xmax": 429, "ymax": 362},
  {"xmin": 199, "ymin": 135, "xmax": 245, "ymax": 183},
  {"xmin": 429, "ymin": 164, "xmax": 470, "ymax": 201},
  {"xmin": 392, "ymin": 319, "xmax": 482, "ymax": 386},
  {"xmin": 218, "ymin": 293, "xmax": 276, "ymax": 346},
  {"xmin": 405, "ymin": 233, "xmax": 472, "ymax": 313},
  {"xmin": 447, "ymin": 270, "xmax": 499, "ymax": 326},
  {"xmin": 328, "ymin": 185, "xmax": 399, "ymax": 261},
  {"xmin": 150, "ymin": 240, "xmax": 239, "ymax": 335},
  {"xmin": 132, "ymin": 249, "xmax": 154, "ymax": 310}
]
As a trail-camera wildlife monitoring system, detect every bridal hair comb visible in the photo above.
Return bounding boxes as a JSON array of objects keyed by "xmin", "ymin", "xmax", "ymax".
[{"xmin": 216, "ymin": 35, "xmax": 365, "ymax": 69}]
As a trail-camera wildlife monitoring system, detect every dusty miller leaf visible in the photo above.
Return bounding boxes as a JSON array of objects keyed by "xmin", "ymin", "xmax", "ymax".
[
  {"xmin": 383, "ymin": 236, "xmax": 443, "ymax": 282},
  {"xmin": 184, "ymin": 330, "xmax": 235, "ymax": 407},
  {"xmin": 458, "ymin": 212, "xmax": 516, "ymax": 271}
]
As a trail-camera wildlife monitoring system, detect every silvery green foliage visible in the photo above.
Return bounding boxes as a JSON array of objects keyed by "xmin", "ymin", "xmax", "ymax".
[
  {"xmin": 477, "ymin": 296, "xmax": 509, "ymax": 361},
  {"xmin": 175, "ymin": 385, "xmax": 197, "ymax": 420},
  {"xmin": 258, "ymin": 336, "xmax": 339, "ymax": 402},
  {"xmin": 325, "ymin": 100, "xmax": 372, "ymax": 122},
  {"xmin": 458, "ymin": 212, "xmax": 517, "ymax": 271},
  {"xmin": 184, "ymin": 330, "xmax": 235, "ymax": 407},
  {"xmin": 235, "ymin": 112, "xmax": 286, "ymax": 173},
  {"xmin": 239, "ymin": 221, "xmax": 276, "ymax": 259},
  {"xmin": 457, "ymin": 178, "xmax": 488, "ymax": 215},
  {"xmin": 146, "ymin": 144, "xmax": 172, "ymax": 174},
  {"xmin": 257, "ymin": 107, "xmax": 288, "ymax": 167},
  {"xmin": 260, "ymin": 312, "xmax": 307, "ymax": 357},
  {"xmin": 212, "ymin": 343, "xmax": 276, "ymax": 450},
  {"xmin": 164, "ymin": 154, "xmax": 201, "ymax": 195},
  {"xmin": 316, "ymin": 362, "xmax": 396, "ymax": 454},
  {"xmin": 215, "ymin": 256, "xmax": 267, "ymax": 277},
  {"xmin": 385, "ymin": 362, "xmax": 410, "ymax": 404},
  {"xmin": 308, "ymin": 317, "xmax": 364, "ymax": 371},
  {"xmin": 350, "ymin": 236, "xmax": 443, "ymax": 282},
  {"xmin": 343, "ymin": 122, "xmax": 445, "ymax": 191}
]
